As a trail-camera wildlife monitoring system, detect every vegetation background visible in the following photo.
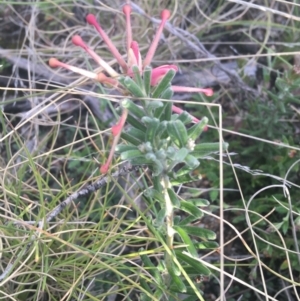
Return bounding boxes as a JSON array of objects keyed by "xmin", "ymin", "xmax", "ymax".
[{"xmin": 0, "ymin": 0, "xmax": 299, "ymax": 300}]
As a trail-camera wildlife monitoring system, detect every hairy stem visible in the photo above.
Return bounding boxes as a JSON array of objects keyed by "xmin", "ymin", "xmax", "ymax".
[{"xmin": 161, "ymin": 175, "xmax": 175, "ymax": 284}]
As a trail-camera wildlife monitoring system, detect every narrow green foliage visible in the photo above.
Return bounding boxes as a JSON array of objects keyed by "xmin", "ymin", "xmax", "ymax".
[
  {"xmin": 120, "ymin": 132, "xmax": 142, "ymax": 146},
  {"xmin": 140, "ymin": 252, "xmax": 164, "ymax": 286},
  {"xmin": 125, "ymin": 114, "xmax": 147, "ymax": 132},
  {"xmin": 175, "ymin": 226, "xmax": 198, "ymax": 257},
  {"xmin": 174, "ymin": 111, "xmax": 193, "ymax": 124},
  {"xmin": 132, "ymin": 65, "xmax": 144, "ymax": 88},
  {"xmin": 144, "ymin": 188, "xmax": 166, "ymax": 203},
  {"xmin": 143, "ymin": 117, "xmax": 160, "ymax": 143},
  {"xmin": 159, "ymin": 87, "xmax": 174, "ymax": 100},
  {"xmin": 151, "ymin": 69, "xmax": 176, "ymax": 98},
  {"xmin": 170, "ymin": 147, "xmax": 189, "ymax": 162},
  {"xmin": 143, "ymin": 66, "xmax": 152, "ymax": 96},
  {"xmin": 189, "ymin": 199, "xmax": 210, "ymax": 207},
  {"xmin": 115, "ymin": 144, "xmax": 139, "ymax": 153},
  {"xmin": 191, "ymin": 142, "xmax": 228, "ymax": 158},
  {"xmin": 109, "ymin": 65, "xmax": 220, "ymax": 299},
  {"xmin": 170, "ymin": 173, "xmax": 199, "ymax": 185},
  {"xmin": 184, "ymin": 154, "xmax": 200, "ymax": 169},
  {"xmin": 122, "ymin": 98, "xmax": 145, "ymax": 119},
  {"xmin": 167, "ymin": 120, "xmax": 188, "ymax": 148},
  {"xmin": 178, "ymin": 200, "xmax": 203, "ymax": 218},
  {"xmin": 175, "ymin": 252, "xmax": 211, "ymax": 276},
  {"xmin": 167, "ymin": 262, "xmax": 187, "ymax": 293},
  {"xmin": 178, "ymin": 215, "xmax": 201, "ymax": 226},
  {"xmin": 167, "ymin": 188, "xmax": 180, "ymax": 207},
  {"xmin": 120, "ymin": 149, "xmax": 144, "ymax": 160},
  {"xmin": 155, "ymin": 101, "xmax": 172, "ymax": 122},
  {"xmin": 187, "ymin": 117, "xmax": 208, "ymax": 140},
  {"xmin": 146, "ymin": 100, "xmax": 164, "ymax": 111},
  {"xmin": 140, "ymin": 279, "xmax": 153, "ymax": 301},
  {"xmin": 119, "ymin": 76, "xmax": 146, "ymax": 98},
  {"xmin": 179, "ymin": 226, "xmax": 216, "ymax": 240}
]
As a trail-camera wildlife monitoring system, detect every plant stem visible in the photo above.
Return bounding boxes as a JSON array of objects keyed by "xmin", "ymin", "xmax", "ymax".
[
  {"xmin": 162, "ymin": 176, "xmax": 174, "ymax": 246},
  {"xmin": 161, "ymin": 175, "xmax": 175, "ymax": 283}
]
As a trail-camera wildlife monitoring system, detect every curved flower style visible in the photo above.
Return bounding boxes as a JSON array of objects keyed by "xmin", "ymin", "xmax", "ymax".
[{"xmin": 49, "ymin": 5, "xmax": 213, "ymax": 174}]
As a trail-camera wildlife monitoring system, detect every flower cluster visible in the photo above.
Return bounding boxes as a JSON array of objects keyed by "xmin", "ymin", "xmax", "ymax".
[{"xmin": 49, "ymin": 4, "xmax": 213, "ymax": 174}]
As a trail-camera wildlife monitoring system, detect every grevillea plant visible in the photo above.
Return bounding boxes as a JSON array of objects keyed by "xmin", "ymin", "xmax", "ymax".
[{"xmin": 49, "ymin": 4, "xmax": 227, "ymax": 300}]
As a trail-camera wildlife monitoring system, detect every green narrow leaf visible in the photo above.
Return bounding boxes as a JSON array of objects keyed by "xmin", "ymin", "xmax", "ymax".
[
  {"xmin": 168, "ymin": 269, "xmax": 186, "ymax": 293},
  {"xmin": 159, "ymin": 87, "xmax": 173, "ymax": 100},
  {"xmin": 132, "ymin": 65, "xmax": 143, "ymax": 88},
  {"xmin": 165, "ymin": 251, "xmax": 181, "ymax": 276},
  {"xmin": 152, "ymin": 159, "xmax": 164, "ymax": 176},
  {"xmin": 144, "ymin": 152, "xmax": 164, "ymax": 176},
  {"xmin": 174, "ymin": 226, "xmax": 198, "ymax": 256},
  {"xmin": 143, "ymin": 66, "xmax": 152, "ymax": 96},
  {"xmin": 191, "ymin": 142, "xmax": 228, "ymax": 158},
  {"xmin": 179, "ymin": 225, "xmax": 216, "ymax": 240},
  {"xmin": 178, "ymin": 215, "xmax": 200, "ymax": 226},
  {"xmin": 174, "ymin": 111, "xmax": 193, "ymax": 124},
  {"xmin": 140, "ymin": 253, "xmax": 164, "ymax": 286},
  {"xmin": 184, "ymin": 154, "xmax": 200, "ymax": 169},
  {"xmin": 172, "ymin": 148, "xmax": 189, "ymax": 162},
  {"xmin": 119, "ymin": 76, "xmax": 146, "ymax": 98},
  {"xmin": 126, "ymin": 114, "xmax": 147, "ymax": 132},
  {"xmin": 143, "ymin": 117, "xmax": 160, "ymax": 143},
  {"xmin": 163, "ymin": 253, "xmax": 187, "ymax": 294},
  {"xmin": 153, "ymin": 288, "xmax": 164, "ymax": 300},
  {"xmin": 161, "ymin": 102, "xmax": 172, "ymax": 122},
  {"xmin": 209, "ymin": 190, "xmax": 219, "ymax": 202},
  {"xmin": 138, "ymin": 142, "xmax": 153, "ymax": 153},
  {"xmin": 167, "ymin": 120, "xmax": 188, "ymax": 147},
  {"xmin": 167, "ymin": 188, "xmax": 180, "ymax": 207},
  {"xmin": 196, "ymin": 241, "xmax": 219, "ymax": 249},
  {"xmin": 115, "ymin": 144, "xmax": 139, "ymax": 153},
  {"xmin": 174, "ymin": 216, "xmax": 181, "ymax": 225},
  {"xmin": 154, "ymin": 207, "xmax": 166, "ymax": 227},
  {"xmin": 145, "ymin": 152, "xmax": 156, "ymax": 161},
  {"xmin": 126, "ymin": 127, "xmax": 147, "ymax": 142},
  {"xmin": 121, "ymin": 132, "xmax": 142, "ymax": 146},
  {"xmin": 188, "ymin": 199, "xmax": 210, "ymax": 207},
  {"xmin": 146, "ymin": 100, "xmax": 163, "ymax": 111},
  {"xmin": 173, "ymin": 165, "xmax": 193, "ymax": 177},
  {"xmin": 151, "ymin": 69, "xmax": 176, "ymax": 98},
  {"xmin": 170, "ymin": 173, "xmax": 198, "ymax": 185},
  {"xmin": 187, "ymin": 117, "xmax": 208, "ymax": 140},
  {"xmin": 120, "ymin": 149, "xmax": 144, "ymax": 160},
  {"xmin": 122, "ymin": 98, "xmax": 145, "ymax": 119},
  {"xmin": 155, "ymin": 149, "xmax": 166, "ymax": 160},
  {"xmin": 178, "ymin": 200, "xmax": 203, "ymax": 219},
  {"xmin": 154, "ymin": 121, "xmax": 167, "ymax": 139},
  {"xmin": 175, "ymin": 251, "xmax": 211, "ymax": 276},
  {"xmin": 166, "ymin": 146, "xmax": 176, "ymax": 159},
  {"xmin": 144, "ymin": 188, "xmax": 166, "ymax": 203},
  {"xmin": 130, "ymin": 157, "xmax": 153, "ymax": 165},
  {"xmin": 140, "ymin": 279, "xmax": 152, "ymax": 301},
  {"xmin": 154, "ymin": 101, "xmax": 171, "ymax": 121},
  {"xmin": 152, "ymin": 175, "xmax": 163, "ymax": 192}
]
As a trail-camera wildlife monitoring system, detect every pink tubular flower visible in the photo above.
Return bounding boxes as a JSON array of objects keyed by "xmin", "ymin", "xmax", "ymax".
[
  {"xmin": 151, "ymin": 65, "xmax": 178, "ymax": 86},
  {"xmin": 49, "ymin": 4, "xmax": 213, "ymax": 173}
]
